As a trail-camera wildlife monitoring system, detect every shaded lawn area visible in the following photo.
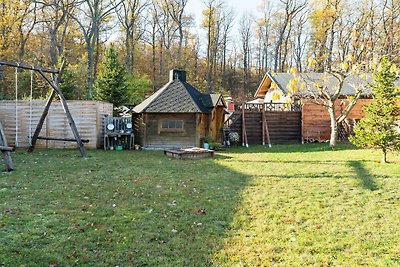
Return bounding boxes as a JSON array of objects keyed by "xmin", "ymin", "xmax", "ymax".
[{"xmin": 0, "ymin": 144, "xmax": 399, "ymax": 266}]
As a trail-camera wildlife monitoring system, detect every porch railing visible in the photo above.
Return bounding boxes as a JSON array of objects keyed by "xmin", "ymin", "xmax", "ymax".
[{"xmin": 239, "ymin": 102, "xmax": 302, "ymax": 112}]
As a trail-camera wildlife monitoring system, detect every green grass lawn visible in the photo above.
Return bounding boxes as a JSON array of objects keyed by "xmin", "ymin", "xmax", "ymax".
[{"xmin": 1, "ymin": 144, "xmax": 399, "ymax": 266}]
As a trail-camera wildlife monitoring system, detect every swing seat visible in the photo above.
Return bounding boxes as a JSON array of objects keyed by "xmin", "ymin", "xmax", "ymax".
[
  {"xmin": 0, "ymin": 146, "xmax": 14, "ymax": 152},
  {"xmin": 36, "ymin": 136, "xmax": 90, "ymax": 143}
]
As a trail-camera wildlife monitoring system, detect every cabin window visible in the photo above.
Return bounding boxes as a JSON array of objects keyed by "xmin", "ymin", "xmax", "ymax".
[{"xmin": 159, "ymin": 119, "xmax": 184, "ymax": 132}]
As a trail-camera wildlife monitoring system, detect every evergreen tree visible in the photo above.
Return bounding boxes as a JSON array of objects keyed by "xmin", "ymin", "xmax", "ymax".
[
  {"xmin": 125, "ymin": 74, "xmax": 152, "ymax": 105},
  {"xmin": 350, "ymin": 58, "xmax": 400, "ymax": 163},
  {"xmin": 94, "ymin": 45, "xmax": 128, "ymax": 108},
  {"xmin": 59, "ymin": 65, "xmax": 78, "ymax": 100}
]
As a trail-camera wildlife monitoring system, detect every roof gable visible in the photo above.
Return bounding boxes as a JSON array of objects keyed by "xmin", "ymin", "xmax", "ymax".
[{"xmin": 133, "ymin": 79, "xmax": 212, "ymax": 113}]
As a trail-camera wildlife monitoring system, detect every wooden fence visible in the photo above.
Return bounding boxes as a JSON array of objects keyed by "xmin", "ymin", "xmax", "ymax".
[
  {"xmin": 241, "ymin": 102, "xmax": 302, "ymax": 112},
  {"xmin": 228, "ymin": 110, "xmax": 302, "ymax": 144},
  {"xmin": 0, "ymin": 100, "xmax": 113, "ymax": 148}
]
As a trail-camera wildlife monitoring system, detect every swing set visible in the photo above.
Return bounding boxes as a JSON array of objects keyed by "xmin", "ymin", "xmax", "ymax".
[{"xmin": 0, "ymin": 60, "xmax": 88, "ymax": 171}]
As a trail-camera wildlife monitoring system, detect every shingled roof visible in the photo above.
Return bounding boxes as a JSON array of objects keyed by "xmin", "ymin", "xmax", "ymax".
[
  {"xmin": 254, "ymin": 72, "xmax": 379, "ymax": 98},
  {"xmin": 133, "ymin": 70, "xmax": 221, "ymax": 114}
]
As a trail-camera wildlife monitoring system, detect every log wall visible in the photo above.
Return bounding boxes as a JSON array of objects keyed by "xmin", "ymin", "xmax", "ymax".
[
  {"xmin": 301, "ymin": 99, "xmax": 371, "ymax": 142},
  {"xmin": 0, "ymin": 100, "xmax": 113, "ymax": 148},
  {"xmin": 142, "ymin": 113, "xmax": 200, "ymax": 149}
]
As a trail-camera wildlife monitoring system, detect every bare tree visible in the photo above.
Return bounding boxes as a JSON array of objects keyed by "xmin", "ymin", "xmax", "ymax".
[
  {"xmin": 381, "ymin": 0, "xmax": 400, "ymax": 62},
  {"xmin": 35, "ymin": 0, "xmax": 76, "ymax": 66},
  {"xmin": 16, "ymin": 1, "xmax": 38, "ymax": 61},
  {"xmin": 220, "ymin": 7, "xmax": 235, "ymax": 87},
  {"xmin": 117, "ymin": 0, "xmax": 149, "ymax": 74},
  {"xmin": 143, "ymin": 1, "xmax": 160, "ymax": 91},
  {"xmin": 202, "ymin": 0, "xmax": 223, "ymax": 93},
  {"xmin": 153, "ymin": 0, "xmax": 176, "ymax": 78},
  {"xmin": 239, "ymin": 13, "xmax": 253, "ymax": 96},
  {"xmin": 163, "ymin": 0, "xmax": 189, "ymax": 67},
  {"xmin": 257, "ymin": 0, "xmax": 273, "ymax": 73},
  {"xmin": 274, "ymin": 0, "xmax": 307, "ymax": 72},
  {"xmin": 70, "ymin": 0, "xmax": 123, "ymax": 99},
  {"xmin": 292, "ymin": 9, "xmax": 308, "ymax": 72}
]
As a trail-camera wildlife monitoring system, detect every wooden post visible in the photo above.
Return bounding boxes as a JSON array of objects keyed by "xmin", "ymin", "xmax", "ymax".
[
  {"xmin": 262, "ymin": 104, "xmax": 265, "ymax": 146},
  {"xmin": 0, "ymin": 121, "xmax": 13, "ymax": 171},
  {"xmin": 28, "ymin": 61, "xmax": 65, "ymax": 152},
  {"xmin": 195, "ymin": 114, "xmax": 200, "ymax": 147},
  {"xmin": 264, "ymin": 108, "xmax": 272, "ymax": 148},
  {"xmin": 241, "ymin": 103, "xmax": 248, "ymax": 147},
  {"xmin": 0, "ymin": 60, "xmax": 58, "ymax": 74},
  {"xmin": 143, "ymin": 114, "xmax": 148, "ymax": 148},
  {"xmin": 28, "ymin": 90, "xmax": 56, "ymax": 152},
  {"xmin": 36, "ymin": 69, "xmax": 88, "ymax": 158},
  {"xmin": 1, "ymin": 150, "xmax": 13, "ymax": 172}
]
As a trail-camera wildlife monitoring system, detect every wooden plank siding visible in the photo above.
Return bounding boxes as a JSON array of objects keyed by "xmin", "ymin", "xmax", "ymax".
[
  {"xmin": 133, "ymin": 112, "xmax": 215, "ymax": 149},
  {"xmin": 209, "ymin": 106, "xmax": 225, "ymax": 143},
  {"xmin": 302, "ymin": 99, "xmax": 371, "ymax": 142},
  {"xmin": 142, "ymin": 113, "xmax": 198, "ymax": 149},
  {"xmin": 229, "ymin": 111, "xmax": 302, "ymax": 144},
  {"xmin": 0, "ymin": 100, "xmax": 113, "ymax": 148}
]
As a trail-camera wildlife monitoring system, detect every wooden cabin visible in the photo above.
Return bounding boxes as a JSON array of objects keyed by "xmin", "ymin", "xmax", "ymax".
[
  {"xmin": 253, "ymin": 72, "xmax": 375, "ymax": 142},
  {"xmin": 133, "ymin": 69, "xmax": 226, "ymax": 149}
]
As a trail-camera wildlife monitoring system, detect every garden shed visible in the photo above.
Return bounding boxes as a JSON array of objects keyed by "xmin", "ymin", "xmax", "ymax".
[{"xmin": 133, "ymin": 69, "xmax": 226, "ymax": 149}]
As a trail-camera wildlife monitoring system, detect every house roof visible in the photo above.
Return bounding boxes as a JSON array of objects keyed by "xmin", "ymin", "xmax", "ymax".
[
  {"xmin": 247, "ymin": 98, "xmax": 264, "ymax": 104},
  {"xmin": 133, "ymin": 79, "xmax": 224, "ymax": 113},
  {"xmin": 254, "ymin": 72, "xmax": 377, "ymax": 98},
  {"xmin": 208, "ymin": 94, "xmax": 227, "ymax": 108}
]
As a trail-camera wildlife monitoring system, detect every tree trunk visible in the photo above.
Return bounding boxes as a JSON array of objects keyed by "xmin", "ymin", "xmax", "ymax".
[
  {"xmin": 381, "ymin": 148, "xmax": 387, "ymax": 164},
  {"xmin": 330, "ymin": 119, "xmax": 338, "ymax": 148},
  {"xmin": 159, "ymin": 41, "xmax": 163, "ymax": 77},
  {"xmin": 50, "ymin": 29, "xmax": 58, "ymax": 67},
  {"xmin": 177, "ymin": 26, "xmax": 183, "ymax": 67},
  {"xmin": 125, "ymin": 31, "xmax": 132, "ymax": 73},
  {"xmin": 328, "ymin": 103, "xmax": 338, "ymax": 148},
  {"xmin": 151, "ymin": 40, "xmax": 156, "ymax": 92},
  {"xmin": 87, "ymin": 44, "xmax": 94, "ymax": 100},
  {"xmin": 93, "ymin": 33, "xmax": 100, "ymax": 84},
  {"xmin": 131, "ymin": 41, "xmax": 136, "ymax": 72}
]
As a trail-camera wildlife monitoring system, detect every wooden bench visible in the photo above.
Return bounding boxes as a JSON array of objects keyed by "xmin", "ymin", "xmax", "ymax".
[{"xmin": 0, "ymin": 121, "xmax": 13, "ymax": 171}]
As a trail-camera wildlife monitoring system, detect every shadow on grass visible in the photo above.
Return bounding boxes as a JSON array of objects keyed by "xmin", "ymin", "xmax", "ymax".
[
  {"xmin": 223, "ymin": 143, "xmax": 360, "ymax": 154},
  {"xmin": 0, "ymin": 149, "xmax": 251, "ymax": 266},
  {"xmin": 348, "ymin": 160, "xmax": 379, "ymax": 191},
  {"xmin": 222, "ymin": 158, "xmax": 370, "ymax": 165}
]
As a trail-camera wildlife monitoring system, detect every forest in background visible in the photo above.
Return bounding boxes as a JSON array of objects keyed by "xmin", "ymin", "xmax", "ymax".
[{"xmin": 0, "ymin": 0, "xmax": 399, "ymax": 104}]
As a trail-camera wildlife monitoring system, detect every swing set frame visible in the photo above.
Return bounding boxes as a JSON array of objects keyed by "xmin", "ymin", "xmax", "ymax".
[{"xmin": 0, "ymin": 60, "xmax": 88, "ymax": 160}]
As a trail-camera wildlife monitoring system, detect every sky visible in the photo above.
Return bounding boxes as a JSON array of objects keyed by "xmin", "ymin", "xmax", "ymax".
[{"xmin": 185, "ymin": 0, "xmax": 265, "ymax": 32}]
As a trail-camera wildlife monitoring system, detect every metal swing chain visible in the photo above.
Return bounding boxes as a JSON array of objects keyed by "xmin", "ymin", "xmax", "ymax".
[
  {"xmin": 15, "ymin": 64, "xmax": 19, "ymax": 147},
  {"xmin": 29, "ymin": 68, "xmax": 34, "ymax": 146}
]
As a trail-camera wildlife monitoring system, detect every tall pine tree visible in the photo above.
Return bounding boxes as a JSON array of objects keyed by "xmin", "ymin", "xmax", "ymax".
[
  {"xmin": 350, "ymin": 57, "xmax": 400, "ymax": 163},
  {"xmin": 59, "ymin": 64, "xmax": 78, "ymax": 100},
  {"xmin": 95, "ymin": 45, "xmax": 128, "ymax": 108}
]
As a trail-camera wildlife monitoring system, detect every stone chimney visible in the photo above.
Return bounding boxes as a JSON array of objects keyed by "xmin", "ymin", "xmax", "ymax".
[{"xmin": 169, "ymin": 69, "xmax": 186, "ymax": 82}]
